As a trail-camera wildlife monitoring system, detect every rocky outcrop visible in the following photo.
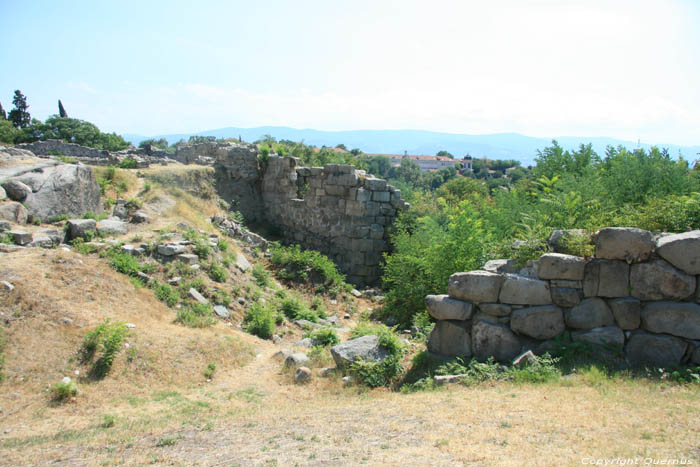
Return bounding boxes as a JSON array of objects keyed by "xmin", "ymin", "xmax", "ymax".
[{"xmin": 330, "ymin": 335, "xmax": 391, "ymax": 370}]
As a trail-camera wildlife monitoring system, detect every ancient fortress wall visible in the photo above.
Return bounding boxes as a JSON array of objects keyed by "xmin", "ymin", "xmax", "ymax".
[
  {"xmin": 426, "ymin": 227, "xmax": 700, "ymax": 368},
  {"xmin": 212, "ymin": 143, "xmax": 408, "ymax": 285}
]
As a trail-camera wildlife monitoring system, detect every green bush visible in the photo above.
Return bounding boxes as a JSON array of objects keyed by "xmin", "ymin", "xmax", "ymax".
[
  {"xmin": 176, "ymin": 303, "xmax": 215, "ymax": 328},
  {"xmin": 118, "ymin": 158, "xmax": 138, "ymax": 169},
  {"xmin": 307, "ymin": 328, "xmax": 340, "ymax": 347},
  {"xmin": 350, "ymin": 355, "xmax": 403, "ymax": 388},
  {"xmin": 251, "ymin": 264, "xmax": 271, "ymax": 287},
  {"xmin": 207, "ymin": 262, "xmax": 228, "ymax": 283},
  {"xmin": 104, "ymin": 248, "xmax": 144, "ymax": 276},
  {"xmin": 269, "ymin": 243, "xmax": 349, "ymax": 295},
  {"xmin": 351, "ymin": 322, "xmax": 403, "ymax": 356},
  {"xmin": 81, "ymin": 319, "xmax": 128, "ymax": 378},
  {"xmin": 152, "ymin": 281, "xmax": 179, "ymax": 307},
  {"xmin": 279, "ymin": 295, "xmax": 318, "ymax": 322},
  {"xmin": 212, "ymin": 289, "xmax": 232, "ymax": 306},
  {"xmin": 51, "ymin": 380, "xmax": 78, "ymax": 401},
  {"xmin": 243, "ymin": 302, "xmax": 276, "ymax": 339},
  {"xmin": 204, "ymin": 362, "xmax": 217, "ymax": 379}
]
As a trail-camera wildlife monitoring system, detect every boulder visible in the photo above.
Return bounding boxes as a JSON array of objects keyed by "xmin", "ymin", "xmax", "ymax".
[
  {"xmin": 188, "ymin": 288, "xmax": 208, "ymax": 305},
  {"xmin": 594, "ymin": 227, "xmax": 654, "ymax": 263},
  {"xmin": 1, "ymin": 180, "xmax": 32, "ymax": 201},
  {"xmin": 35, "ymin": 228, "xmax": 63, "ymax": 245},
  {"xmin": 213, "ymin": 305, "xmax": 229, "ymax": 319},
  {"xmin": 16, "ymin": 163, "xmax": 101, "ymax": 221},
  {"xmin": 96, "ymin": 218, "xmax": 128, "ymax": 235},
  {"xmin": 294, "ymin": 367, "xmax": 312, "ymax": 383},
  {"xmin": 447, "ymin": 271, "xmax": 504, "ymax": 303},
  {"xmin": 583, "ymin": 259, "xmax": 629, "ymax": 298},
  {"xmin": 537, "ymin": 253, "xmax": 586, "ymax": 280},
  {"xmin": 510, "ymin": 305, "xmax": 565, "ymax": 340},
  {"xmin": 572, "ymin": 326, "xmax": 624, "ymax": 347},
  {"xmin": 8, "ymin": 230, "xmax": 32, "ymax": 245},
  {"xmin": 28, "ymin": 235, "xmax": 54, "ymax": 248},
  {"xmin": 472, "ymin": 311, "xmax": 510, "ymax": 325},
  {"xmin": 177, "ymin": 253, "xmax": 199, "ymax": 264},
  {"xmin": 547, "ymin": 229, "xmax": 588, "ymax": 253},
  {"xmin": 131, "ymin": 210, "xmax": 149, "ymax": 223},
  {"xmin": 692, "ymin": 346, "xmax": 700, "ymax": 365},
  {"xmin": 626, "ymin": 332, "xmax": 687, "ymax": 367},
  {"xmin": 0, "ymin": 221, "xmax": 9, "ymax": 231},
  {"xmin": 284, "ymin": 353, "xmax": 310, "ymax": 368},
  {"xmin": 235, "ymin": 254, "xmax": 251, "ymax": 272},
  {"xmin": 471, "ymin": 320, "xmax": 521, "ymax": 362},
  {"xmin": 565, "ymin": 298, "xmax": 615, "ymax": 330},
  {"xmin": 0, "ymin": 186, "xmax": 5, "ymax": 200},
  {"xmin": 0, "ymin": 201, "xmax": 28, "ymax": 224},
  {"xmin": 112, "ymin": 202, "xmax": 129, "ymax": 220},
  {"xmin": 630, "ymin": 259, "xmax": 695, "ymax": 301},
  {"xmin": 608, "ymin": 297, "xmax": 641, "ymax": 330},
  {"xmin": 641, "ymin": 301, "xmax": 700, "ymax": 340},
  {"xmin": 655, "ymin": 230, "xmax": 700, "ymax": 275},
  {"xmin": 550, "ymin": 287, "xmax": 582, "ymax": 307},
  {"xmin": 66, "ymin": 219, "xmax": 96, "ymax": 240},
  {"xmin": 427, "ymin": 320, "xmax": 472, "ymax": 357},
  {"xmin": 498, "ymin": 274, "xmax": 551, "ymax": 305},
  {"xmin": 482, "ymin": 259, "xmax": 518, "ymax": 274},
  {"xmin": 478, "ymin": 303, "xmax": 511, "ymax": 317},
  {"xmin": 425, "ymin": 294, "xmax": 473, "ymax": 321},
  {"xmin": 157, "ymin": 243, "xmax": 186, "ymax": 256},
  {"xmin": 330, "ymin": 335, "xmax": 391, "ymax": 370}
]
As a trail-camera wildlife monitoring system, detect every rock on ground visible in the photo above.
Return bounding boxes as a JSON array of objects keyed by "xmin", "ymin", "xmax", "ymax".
[{"xmin": 330, "ymin": 335, "xmax": 391, "ymax": 370}]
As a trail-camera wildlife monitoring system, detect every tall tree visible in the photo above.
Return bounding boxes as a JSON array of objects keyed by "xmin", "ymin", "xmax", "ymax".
[
  {"xmin": 8, "ymin": 90, "xmax": 31, "ymax": 129},
  {"xmin": 58, "ymin": 99, "xmax": 68, "ymax": 118},
  {"xmin": 0, "ymin": 101, "xmax": 5, "ymax": 120}
]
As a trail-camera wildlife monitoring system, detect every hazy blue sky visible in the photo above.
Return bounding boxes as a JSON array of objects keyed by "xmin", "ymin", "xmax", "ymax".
[{"xmin": 2, "ymin": 0, "xmax": 699, "ymax": 144}]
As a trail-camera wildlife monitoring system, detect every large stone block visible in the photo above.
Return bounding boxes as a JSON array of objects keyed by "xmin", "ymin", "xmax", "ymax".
[
  {"xmin": 626, "ymin": 331, "xmax": 687, "ymax": 367},
  {"xmin": 478, "ymin": 303, "xmax": 512, "ymax": 317},
  {"xmin": 483, "ymin": 259, "xmax": 518, "ymax": 274},
  {"xmin": 510, "ymin": 305, "xmax": 565, "ymax": 340},
  {"xmin": 427, "ymin": 320, "xmax": 472, "ymax": 357},
  {"xmin": 608, "ymin": 297, "xmax": 641, "ymax": 330},
  {"xmin": 655, "ymin": 230, "xmax": 700, "ymax": 275},
  {"xmin": 641, "ymin": 301, "xmax": 700, "ymax": 340},
  {"xmin": 583, "ymin": 259, "xmax": 629, "ymax": 298},
  {"xmin": 1, "ymin": 180, "xmax": 32, "ymax": 201},
  {"xmin": 572, "ymin": 326, "xmax": 625, "ymax": 347},
  {"xmin": 330, "ymin": 335, "xmax": 390, "ymax": 371},
  {"xmin": 499, "ymin": 274, "xmax": 552, "ymax": 305},
  {"xmin": 565, "ymin": 298, "xmax": 615, "ymax": 330},
  {"xmin": 630, "ymin": 259, "xmax": 695, "ymax": 301},
  {"xmin": 67, "ymin": 218, "xmax": 96, "ymax": 240},
  {"xmin": 371, "ymin": 191, "xmax": 391, "ymax": 202},
  {"xmin": 0, "ymin": 201, "xmax": 28, "ymax": 224},
  {"xmin": 550, "ymin": 287, "xmax": 582, "ymax": 307},
  {"xmin": 447, "ymin": 270, "xmax": 504, "ymax": 303},
  {"xmin": 471, "ymin": 320, "xmax": 521, "ymax": 362},
  {"xmin": 537, "ymin": 253, "xmax": 586, "ymax": 280},
  {"xmin": 425, "ymin": 294, "xmax": 473, "ymax": 321},
  {"xmin": 594, "ymin": 227, "xmax": 654, "ymax": 263}
]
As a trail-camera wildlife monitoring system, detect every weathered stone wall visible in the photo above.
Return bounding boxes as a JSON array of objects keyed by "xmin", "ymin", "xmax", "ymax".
[
  {"xmin": 15, "ymin": 140, "xmax": 174, "ymax": 167},
  {"xmin": 211, "ymin": 143, "xmax": 408, "ymax": 285},
  {"xmin": 261, "ymin": 157, "xmax": 408, "ymax": 285},
  {"xmin": 426, "ymin": 227, "xmax": 700, "ymax": 368}
]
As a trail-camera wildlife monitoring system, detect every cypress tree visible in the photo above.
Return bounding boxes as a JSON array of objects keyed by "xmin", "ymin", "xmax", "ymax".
[
  {"xmin": 8, "ymin": 90, "xmax": 31, "ymax": 129},
  {"xmin": 58, "ymin": 99, "xmax": 68, "ymax": 118},
  {"xmin": 0, "ymin": 101, "xmax": 5, "ymax": 120}
]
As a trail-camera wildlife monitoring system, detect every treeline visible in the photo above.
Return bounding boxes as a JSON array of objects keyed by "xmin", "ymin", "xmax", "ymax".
[
  {"xmin": 0, "ymin": 90, "xmax": 130, "ymax": 151},
  {"xmin": 380, "ymin": 141, "xmax": 700, "ymax": 327}
]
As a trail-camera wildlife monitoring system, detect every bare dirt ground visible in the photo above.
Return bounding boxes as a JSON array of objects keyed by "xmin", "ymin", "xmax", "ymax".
[{"xmin": 1, "ymin": 249, "xmax": 699, "ymax": 466}]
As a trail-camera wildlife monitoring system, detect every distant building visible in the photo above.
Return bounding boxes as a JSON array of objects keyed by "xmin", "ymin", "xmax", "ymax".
[{"xmin": 366, "ymin": 152, "xmax": 466, "ymax": 172}]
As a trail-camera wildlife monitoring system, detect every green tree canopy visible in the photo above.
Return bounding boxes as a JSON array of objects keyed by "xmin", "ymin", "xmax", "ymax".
[
  {"xmin": 436, "ymin": 150, "xmax": 453, "ymax": 158},
  {"xmin": 139, "ymin": 138, "xmax": 169, "ymax": 150},
  {"xmin": 15, "ymin": 116, "xmax": 129, "ymax": 151},
  {"xmin": 0, "ymin": 101, "xmax": 6, "ymax": 120}
]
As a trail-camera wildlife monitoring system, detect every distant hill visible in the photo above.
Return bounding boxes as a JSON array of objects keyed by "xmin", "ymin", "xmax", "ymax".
[{"xmin": 123, "ymin": 127, "xmax": 700, "ymax": 166}]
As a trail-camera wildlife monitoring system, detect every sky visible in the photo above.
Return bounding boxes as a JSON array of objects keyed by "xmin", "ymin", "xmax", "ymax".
[{"xmin": 1, "ymin": 0, "xmax": 699, "ymax": 145}]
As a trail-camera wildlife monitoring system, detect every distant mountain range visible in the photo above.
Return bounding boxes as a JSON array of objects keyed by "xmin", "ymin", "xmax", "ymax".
[{"xmin": 123, "ymin": 127, "xmax": 700, "ymax": 166}]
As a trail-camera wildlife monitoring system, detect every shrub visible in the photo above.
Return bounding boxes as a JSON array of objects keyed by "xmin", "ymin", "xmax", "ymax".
[
  {"xmin": 279, "ymin": 295, "xmax": 316, "ymax": 322},
  {"xmin": 176, "ymin": 303, "xmax": 215, "ymax": 328},
  {"xmin": 104, "ymin": 248, "xmax": 144, "ymax": 276},
  {"xmin": 152, "ymin": 281, "xmax": 179, "ymax": 307},
  {"xmin": 212, "ymin": 289, "xmax": 232, "ymax": 306},
  {"xmin": 243, "ymin": 302, "xmax": 276, "ymax": 339},
  {"xmin": 52, "ymin": 380, "xmax": 78, "ymax": 401},
  {"xmin": 101, "ymin": 414, "xmax": 116, "ymax": 428},
  {"xmin": 81, "ymin": 319, "xmax": 128, "ymax": 378},
  {"xmin": 351, "ymin": 355, "xmax": 403, "ymax": 388},
  {"xmin": 118, "ymin": 157, "xmax": 138, "ymax": 169},
  {"xmin": 351, "ymin": 322, "xmax": 403, "ymax": 356},
  {"xmin": 252, "ymin": 264, "xmax": 271, "ymax": 287},
  {"xmin": 0, "ymin": 233, "xmax": 13, "ymax": 245},
  {"xmin": 307, "ymin": 328, "xmax": 340, "ymax": 347},
  {"xmin": 204, "ymin": 362, "xmax": 217, "ymax": 379},
  {"xmin": 269, "ymin": 243, "xmax": 349, "ymax": 295},
  {"xmin": 207, "ymin": 262, "xmax": 228, "ymax": 283},
  {"xmin": 193, "ymin": 241, "xmax": 211, "ymax": 260}
]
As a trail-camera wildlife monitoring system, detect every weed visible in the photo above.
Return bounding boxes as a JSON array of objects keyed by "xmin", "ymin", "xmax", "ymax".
[
  {"xmin": 119, "ymin": 157, "xmax": 138, "ymax": 169},
  {"xmin": 218, "ymin": 238, "xmax": 229, "ymax": 252},
  {"xmin": 269, "ymin": 243, "xmax": 350, "ymax": 295},
  {"xmin": 176, "ymin": 303, "xmax": 216, "ymax": 328},
  {"xmin": 307, "ymin": 328, "xmax": 340, "ymax": 347},
  {"xmin": 152, "ymin": 280, "xmax": 179, "ymax": 307},
  {"xmin": 252, "ymin": 264, "xmax": 271, "ymax": 287},
  {"xmin": 81, "ymin": 319, "xmax": 128, "ymax": 378},
  {"xmin": 243, "ymin": 302, "xmax": 276, "ymax": 339},
  {"xmin": 212, "ymin": 289, "xmax": 232, "ymax": 306},
  {"xmin": 351, "ymin": 322, "xmax": 403, "ymax": 356},
  {"xmin": 279, "ymin": 295, "xmax": 317, "ymax": 322},
  {"xmin": 204, "ymin": 362, "xmax": 217, "ymax": 379},
  {"xmin": 100, "ymin": 414, "xmax": 116, "ymax": 428},
  {"xmin": 351, "ymin": 355, "xmax": 403, "ymax": 388},
  {"xmin": 156, "ymin": 435, "xmax": 181, "ymax": 447},
  {"xmin": 51, "ymin": 380, "xmax": 78, "ymax": 402},
  {"xmin": 207, "ymin": 262, "xmax": 228, "ymax": 283},
  {"xmin": 0, "ymin": 233, "xmax": 13, "ymax": 245}
]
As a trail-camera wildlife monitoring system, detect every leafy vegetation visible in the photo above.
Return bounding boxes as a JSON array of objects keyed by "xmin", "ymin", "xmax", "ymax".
[
  {"xmin": 51, "ymin": 380, "xmax": 78, "ymax": 402},
  {"xmin": 306, "ymin": 328, "xmax": 340, "ymax": 347},
  {"xmin": 269, "ymin": 243, "xmax": 350, "ymax": 295},
  {"xmin": 81, "ymin": 319, "xmax": 128, "ymax": 378},
  {"xmin": 176, "ymin": 303, "xmax": 216, "ymax": 328},
  {"xmin": 243, "ymin": 302, "xmax": 276, "ymax": 339}
]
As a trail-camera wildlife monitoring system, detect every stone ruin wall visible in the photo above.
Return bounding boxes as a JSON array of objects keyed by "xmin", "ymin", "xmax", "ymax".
[
  {"xmin": 15, "ymin": 139, "xmax": 171, "ymax": 167},
  {"xmin": 426, "ymin": 227, "xmax": 700, "ymax": 368},
  {"xmin": 212, "ymin": 143, "xmax": 409, "ymax": 286}
]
